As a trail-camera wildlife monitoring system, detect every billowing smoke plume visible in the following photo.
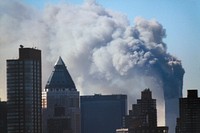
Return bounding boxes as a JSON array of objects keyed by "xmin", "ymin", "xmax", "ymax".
[{"xmin": 0, "ymin": 0, "xmax": 184, "ymax": 131}]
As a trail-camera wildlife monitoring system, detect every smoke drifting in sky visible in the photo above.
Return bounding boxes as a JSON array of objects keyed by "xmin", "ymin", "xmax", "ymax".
[{"xmin": 0, "ymin": 0, "xmax": 184, "ymax": 128}]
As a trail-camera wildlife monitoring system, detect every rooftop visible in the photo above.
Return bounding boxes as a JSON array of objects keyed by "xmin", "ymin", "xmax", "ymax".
[{"xmin": 45, "ymin": 57, "xmax": 76, "ymax": 91}]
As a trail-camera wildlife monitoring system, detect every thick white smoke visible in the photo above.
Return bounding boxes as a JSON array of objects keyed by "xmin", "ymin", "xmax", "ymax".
[{"xmin": 0, "ymin": 0, "xmax": 184, "ymax": 128}]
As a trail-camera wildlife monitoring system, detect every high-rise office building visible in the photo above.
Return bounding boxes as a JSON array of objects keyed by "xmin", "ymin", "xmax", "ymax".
[
  {"xmin": 176, "ymin": 90, "xmax": 200, "ymax": 133},
  {"xmin": 7, "ymin": 46, "xmax": 42, "ymax": 133},
  {"xmin": 0, "ymin": 101, "xmax": 7, "ymax": 133},
  {"xmin": 81, "ymin": 94, "xmax": 127, "ymax": 133},
  {"xmin": 45, "ymin": 57, "xmax": 80, "ymax": 133},
  {"xmin": 125, "ymin": 89, "xmax": 168, "ymax": 133}
]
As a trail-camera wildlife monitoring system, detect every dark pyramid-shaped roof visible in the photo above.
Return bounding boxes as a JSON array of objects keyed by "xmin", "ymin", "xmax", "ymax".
[{"xmin": 45, "ymin": 57, "xmax": 76, "ymax": 90}]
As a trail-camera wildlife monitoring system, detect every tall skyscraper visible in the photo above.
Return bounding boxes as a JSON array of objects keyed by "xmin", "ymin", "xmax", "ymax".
[
  {"xmin": 176, "ymin": 90, "xmax": 200, "ymax": 133},
  {"xmin": 0, "ymin": 101, "xmax": 7, "ymax": 133},
  {"xmin": 125, "ymin": 89, "xmax": 168, "ymax": 133},
  {"xmin": 163, "ymin": 62, "xmax": 184, "ymax": 133},
  {"xmin": 7, "ymin": 46, "xmax": 42, "ymax": 133},
  {"xmin": 45, "ymin": 57, "xmax": 80, "ymax": 133},
  {"xmin": 81, "ymin": 94, "xmax": 127, "ymax": 133}
]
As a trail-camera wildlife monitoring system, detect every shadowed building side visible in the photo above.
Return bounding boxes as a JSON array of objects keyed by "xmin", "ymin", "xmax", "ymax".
[
  {"xmin": 44, "ymin": 57, "xmax": 80, "ymax": 133},
  {"xmin": 0, "ymin": 101, "xmax": 7, "ymax": 133},
  {"xmin": 7, "ymin": 47, "xmax": 42, "ymax": 133},
  {"xmin": 176, "ymin": 90, "xmax": 200, "ymax": 133},
  {"xmin": 81, "ymin": 94, "xmax": 127, "ymax": 133},
  {"xmin": 125, "ymin": 89, "xmax": 168, "ymax": 133}
]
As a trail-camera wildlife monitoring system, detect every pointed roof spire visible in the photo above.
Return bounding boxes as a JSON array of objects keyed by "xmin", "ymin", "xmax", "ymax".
[
  {"xmin": 46, "ymin": 57, "xmax": 76, "ymax": 90},
  {"xmin": 55, "ymin": 56, "xmax": 65, "ymax": 66}
]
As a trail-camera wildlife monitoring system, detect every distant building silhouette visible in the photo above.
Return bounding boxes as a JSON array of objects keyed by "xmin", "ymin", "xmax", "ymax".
[
  {"xmin": 125, "ymin": 88, "xmax": 168, "ymax": 133},
  {"xmin": 176, "ymin": 90, "xmax": 200, "ymax": 133},
  {"xmin": 44, "ymin": 57, "xmax": 80, "ymax": 133},
  {"xmin": 0, "ymin": 101, "xmax": 7, "ymax": 133},
  {"xmin": 7, "ymin": 47, "xmax": 42, "ymax": 133},
  {"xmin": 81, "ymin": 94, "xmax": 127, "ymax": 133}
]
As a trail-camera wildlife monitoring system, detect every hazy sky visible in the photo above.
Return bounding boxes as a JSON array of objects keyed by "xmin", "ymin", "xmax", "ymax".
[
  {"xmin": 3, "ymin": 0, "xmax": 199, "ymax": 96},
  {"xmin": 0, "ymin": 0, "xmax": 199, "ymax": 97}
]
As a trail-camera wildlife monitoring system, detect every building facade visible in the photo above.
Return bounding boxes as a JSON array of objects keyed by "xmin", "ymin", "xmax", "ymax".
[
  {"xmin": 0, "ymin": 101, "xmax": 7, "ymax": 133},
  {"xmin": 44, "ymin": 57, "xmax": 80, "ymax": 133},
  {"xmin": 7, "ymin": 46, "xmax": 42, "ymax": 133},
  {"xmin": 176, "ymin": 90, "xmax": 200, "ymax": 133},
  {"xmin": 81, "ymin": 94, "xmax": 127, "ymax": 133},
  {"xmin": 125, "ymin": 89, "xmax": 168, "ymax": 133}
]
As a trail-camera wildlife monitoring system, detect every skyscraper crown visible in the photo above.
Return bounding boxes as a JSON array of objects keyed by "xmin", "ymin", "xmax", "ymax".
[
  {"xmin": 141, "ymin": 88, "xmax": 152, "ymax": 100},
  {"xmin": 45, "ymin": 57, "xmax": 76, "ymax": 90}
]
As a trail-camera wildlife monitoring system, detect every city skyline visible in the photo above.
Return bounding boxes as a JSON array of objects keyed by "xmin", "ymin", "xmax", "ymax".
[
  {"xmin": 125, "ymin": 88, "xmax": 168, "ymax": 133},
  {"xmin": 0, "ymin": 0, "xmax": 200, "ymax": 127}
]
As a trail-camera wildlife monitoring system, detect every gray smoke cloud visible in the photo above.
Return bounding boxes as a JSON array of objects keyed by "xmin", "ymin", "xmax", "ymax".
[{"xmin": 0, "ymin": 0, "xmax": 184, "ymax": 131}]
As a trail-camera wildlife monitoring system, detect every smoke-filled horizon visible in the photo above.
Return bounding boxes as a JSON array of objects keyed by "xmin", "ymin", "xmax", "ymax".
[{"xmin": 0, "ymin": 0, "xmax": 184, "ymax": 128}]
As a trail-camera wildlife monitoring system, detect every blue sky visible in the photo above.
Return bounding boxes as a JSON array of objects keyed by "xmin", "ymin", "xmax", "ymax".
[{"xmin": 14, "ymin": 0, "xmax": 200, "ymax": 96}]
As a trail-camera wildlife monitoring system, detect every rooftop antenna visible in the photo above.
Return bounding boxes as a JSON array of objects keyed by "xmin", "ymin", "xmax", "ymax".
[{"xmin": 20, "ymin": 45, "xmax": 24, "ymax": 48}]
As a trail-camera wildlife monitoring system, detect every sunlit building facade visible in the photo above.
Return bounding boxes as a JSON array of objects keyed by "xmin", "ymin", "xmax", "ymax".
[{"xmin": 116, "ymin": 128, "xmax": 128, "ymax": 133}]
